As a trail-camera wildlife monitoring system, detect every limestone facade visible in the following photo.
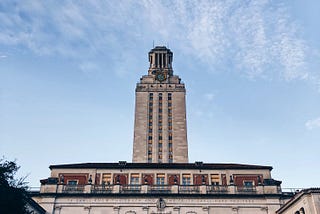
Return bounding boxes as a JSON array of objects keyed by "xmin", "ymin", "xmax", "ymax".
[
  {"xmin": 133, "ymin": 46, "xmax": 188, "ymax": 163},
  {"xmin": 276, "ymin": 188, "xmax": 320, "ymax": 214},
  {"xmin": 33, "ymin": 162, "xmax": 287, "ymax": 214}
]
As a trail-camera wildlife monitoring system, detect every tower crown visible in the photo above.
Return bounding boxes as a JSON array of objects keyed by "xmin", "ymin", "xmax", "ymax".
[{"xmin": 148, "ymin": 46, "xmax": 173, "ymax": 76}]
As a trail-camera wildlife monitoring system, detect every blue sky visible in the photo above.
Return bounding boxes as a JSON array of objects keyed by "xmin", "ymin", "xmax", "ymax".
[{"xmin": 1, "ymin": 0, "xmax": 320, "ymax": 188}]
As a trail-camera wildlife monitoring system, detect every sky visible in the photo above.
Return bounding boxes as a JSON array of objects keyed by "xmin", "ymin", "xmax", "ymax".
[{"xmin": 1, "ymin": 0, "xmax": 320, "ymax": 188}]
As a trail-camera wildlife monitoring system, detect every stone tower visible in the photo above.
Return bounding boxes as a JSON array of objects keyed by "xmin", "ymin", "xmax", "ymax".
[{"xmin": 133, "ymin": 46, "xmax": 188, "ymax": 163}]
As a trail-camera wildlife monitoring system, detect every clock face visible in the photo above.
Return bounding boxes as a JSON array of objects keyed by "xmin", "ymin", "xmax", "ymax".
[{"xmin": 156, "ymin": 72, "xmax": 166, "ymax": 82}]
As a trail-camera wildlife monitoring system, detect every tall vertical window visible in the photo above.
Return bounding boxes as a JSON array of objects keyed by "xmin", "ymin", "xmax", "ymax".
[
  {"xmin": 182, "ymin": 174, "xmax": 191, "ymax": 185},
  {"xmin": 148, "ymin": 93, "xmax": 153, "ymax": 163},
  {"xmin": 130, "ymin": 174, "xmax": 140, "ymax": 185},
  {"xmin": 156, "ymin": 174, "xmax": 165, "ymax": 185},
  {"xmin": 210, "ymin": 174, "xmax": 220, "ymax": 186},
  {"xmin": 168, "ymin": 93, "xmax": 173, "ymax": 162},
  {"xmin": 102, "ymin": 173, "xmax": 112, "ymax": 185},
  {"xmin": 158, "ymin": 93, "xmax": 163, "ymax": 163}
]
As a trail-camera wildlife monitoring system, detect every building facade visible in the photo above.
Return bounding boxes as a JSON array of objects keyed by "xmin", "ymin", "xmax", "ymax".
[
  {"xmin": 33, "ymin": 162, "xmax": 285, "ymax": 214},
  {"xmin": 33, "ymin": 47, "xmax": 299, "ymax": 214},
  {"xmin": 276, "ymin": 188, "xmax": 320, "ymax": 214}
]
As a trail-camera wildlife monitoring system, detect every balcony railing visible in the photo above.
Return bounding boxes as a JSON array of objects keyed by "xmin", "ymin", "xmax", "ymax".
[
  {"xmin": 91, "ymin": 185, "xmax": 113, "ymax": 193},
  {"xmin": 62, "ymin": 185, "xmax": 85, "ymax": 193},
  {"xmin": 120, "ymin": 185, "xmax": 141, "ymax": 193},
  {"xmin": 178, "ymin": 185, "xmax": 200, "ymax": 194},
  {"xmin": 40, "ymin": 184, "xmax": 283, "ymax": 195},
  {"xmin": 148, "ymin": 185, "xmax": 172, "ymax": 194},
  {"xmin": 206, "ymin": 185, "xmax": 228, "ymax": 194},
  {"xmin": 236, "ymin": 186, "xmax": 257, "ymax": 193}
]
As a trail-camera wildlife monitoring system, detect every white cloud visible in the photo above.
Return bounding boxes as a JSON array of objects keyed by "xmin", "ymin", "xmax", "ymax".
[
  {"xmin": 0, "ymin": 0, "xmax": 314, "ymax": 81},
  {"xmin": 305, "ymin": 117, "xmax": 320, "ymax": 130},
  {"xmin": 204, "ymin": 93, "xmax": 215, "ymax": 101}
]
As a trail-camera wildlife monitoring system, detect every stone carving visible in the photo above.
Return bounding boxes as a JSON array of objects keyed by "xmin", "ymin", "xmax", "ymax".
[{"xmin": 157, "ymin": 198, "xmax": 166, "ymax": 210}]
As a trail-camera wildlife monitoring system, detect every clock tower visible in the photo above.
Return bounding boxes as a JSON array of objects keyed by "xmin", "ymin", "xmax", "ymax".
[{"xmin": 133, "ymin": 46, "xmax": 188, "ymax": 163}]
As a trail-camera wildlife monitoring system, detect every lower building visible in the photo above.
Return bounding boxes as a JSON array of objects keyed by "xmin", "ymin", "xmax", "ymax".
[
  {"xmin": 276, "ymin": 188, "xmax": 320, "ymax": 214},
  {"xmin": 32, "ymin": 162, "xmax": 293, "ymax": 214}
]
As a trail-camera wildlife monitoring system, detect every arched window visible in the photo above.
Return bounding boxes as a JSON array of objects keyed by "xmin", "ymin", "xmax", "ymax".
[{"xmin": 300, "ymin": 207, "xmax": 305, "ymax": 214}]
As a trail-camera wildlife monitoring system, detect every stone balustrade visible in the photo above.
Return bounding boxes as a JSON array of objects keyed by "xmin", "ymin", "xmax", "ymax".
[{"xmin": 40, "ymin": 184, "xmax": 281, "ymax": 195}]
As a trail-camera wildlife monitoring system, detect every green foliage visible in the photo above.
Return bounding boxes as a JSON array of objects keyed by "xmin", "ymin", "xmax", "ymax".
[{"xmin": 0, "ymin": 158, "xmax": 30, "ymax": 214}]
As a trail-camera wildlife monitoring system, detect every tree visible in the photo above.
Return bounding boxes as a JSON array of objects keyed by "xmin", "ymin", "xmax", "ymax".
[{"xmin": 0, "ymin": 158, "xmax": 30, "ymax": 214}]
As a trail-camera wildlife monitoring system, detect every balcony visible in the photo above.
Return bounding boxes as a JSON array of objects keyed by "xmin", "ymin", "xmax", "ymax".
[
  {"xmin": 178, "ymin": 185, "xmax": 200, "ymax": 194},
  {"xmin": 40, "ymin": 184, "xmax": 282, "ymax": 195},
  {"xmin": 148, "ymin": 185, "xmax": 172, "ymax": 194},
  {"xmin": 91, "ymin": 185, "xmax": 113, "ymax": 193},
  {"xmin": 120, "ymin": 185, "xmax": 141, "ymax": 193},
  {"xmin": 62, "ymin": 185, "xmax": 85, "ymax": 193},
  {"xmin": 236, "ymin": 186, "xmax": 257, "ymax": 194},
  {"xmin": 206, "ymin": 185, "xmax": 228, "ymax": 194}
]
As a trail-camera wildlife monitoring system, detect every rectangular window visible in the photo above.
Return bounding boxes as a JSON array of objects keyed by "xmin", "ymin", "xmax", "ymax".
[
  {"xmin": 156, "ymin": 174, "xmax": 165, "ymax": 185},
  {"xmin": 182, "ymin": 174, "xmax": 191, "ymax": 185},
  {"xmin": 244, "ymin": 181, "xmax": 254, "ymax": 187},
  {"xmin": 102, "ymin": 174, "xmax": 112, "ymax": 185},
  {"xmin": 130, "ymin": 174, "xmax": 140, "ymax": 185},
  {"xmin": 210, "ymin": 174, "xmax": 220, "ymax": 185},
  {"xmin": 67, "ymin": 180, "xmax": 78, "ymax": 185}
]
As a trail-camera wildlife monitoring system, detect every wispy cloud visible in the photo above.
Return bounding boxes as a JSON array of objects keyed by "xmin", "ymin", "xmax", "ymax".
[
  {"xmin": 204, "ymin": 93, "xmax": 215, "ymax": 101},
  {"xmin": 79, "ymin": 61, "xmax": 99, "ymax": 74},
  {"xmin": 0, "ymin": 0, "xmax": 315, "ymax": 82},
  {"xmin": 305, "ymin": 117, "xmax": 320, "ymax": 130}
]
